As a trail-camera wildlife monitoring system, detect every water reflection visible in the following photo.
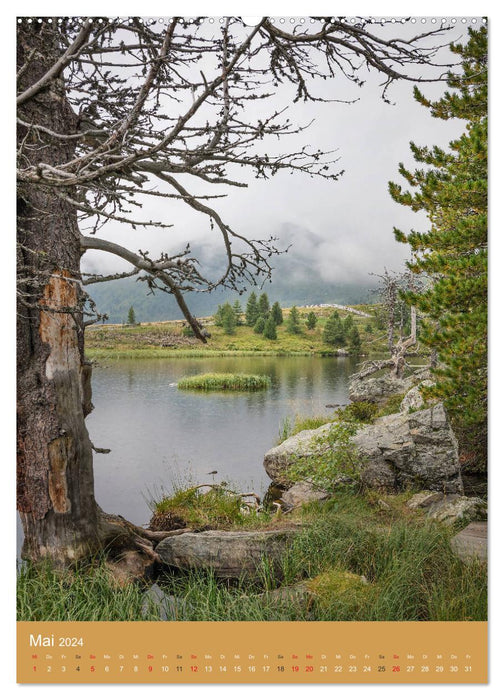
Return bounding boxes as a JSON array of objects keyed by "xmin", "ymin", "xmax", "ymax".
[{"xmin": 85, "ymin": 356, "xmax": 356, "ymax": 527}]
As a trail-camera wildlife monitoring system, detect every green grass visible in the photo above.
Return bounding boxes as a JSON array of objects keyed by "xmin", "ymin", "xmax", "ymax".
[
  {"xmin": 16, "ymin": 559, "xmax": 151, "ymax": 621},
  {"xmin": 278, "ymin": 414, "xmax": 335, "ymax": 443},
  {"xmin": 177, "ymin": 372, "xmax": 271, "ymax": 391},
  {"xmin": 150, "ymin": 484, "xmax": 274, "ymax": 530},
  {"xmin": 85, "ymin": 305, "xmax": 411, "ymax": 358},
  {"xmin": 17, "ymin": 490, "xmax": 487, "ymax": 622}
]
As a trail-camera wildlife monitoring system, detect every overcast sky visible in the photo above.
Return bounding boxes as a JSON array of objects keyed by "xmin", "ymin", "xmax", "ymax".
[{"xmin": 81, "ymin": 17, "xmax": 476, "ymax": 286}]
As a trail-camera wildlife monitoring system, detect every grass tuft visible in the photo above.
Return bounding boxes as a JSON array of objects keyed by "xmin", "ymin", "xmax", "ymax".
[{"xmin": 178, "ymin": 372, "xmax": 271, "ymax": 391}]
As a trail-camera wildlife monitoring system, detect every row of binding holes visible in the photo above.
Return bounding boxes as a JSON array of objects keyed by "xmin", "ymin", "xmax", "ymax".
[{"xmin": 17, "ymin": 17, "xmax": 486, "ymax": 25}]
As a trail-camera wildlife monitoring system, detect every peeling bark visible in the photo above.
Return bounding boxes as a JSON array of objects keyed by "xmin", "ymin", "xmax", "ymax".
[{"xmin": 17, "ymin": 23, "xmax": 100, "ymax": 565}]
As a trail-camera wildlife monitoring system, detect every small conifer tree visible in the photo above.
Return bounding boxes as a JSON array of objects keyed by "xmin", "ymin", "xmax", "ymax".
[
  {"xmin": 306, "ymin": 311, "xmax": 317, "ymax": 330},
  {"xmin": 263, "ymin": 314, "xmax": 278, "ymax": 340},
  {"xmin": 245, "ymin": 292, "xmax": 260, "ymax": 326},
  {"xmin": 347, "ymin": 326, "xmax": 362, "ymax": 355},
  {"xmin": 343, "ymin": 314, "xmax": 354, "ymax": 336},
  {"xmin": 271, "ymin": 301, "xmax": 284, "ymax": 325},
  {"xmin": 214, "ymin": 304, "xmax": 224, "ymax": 326},
  {"xmin": 253, "ymin": 316, "xmax": 266, "ymax": 334},
  {"xmin": 127, "ymin": 306, "xmax": 136, "ymax": 325},
  {"xmin": 323, "ymin": 311, "xmax": 345, "ymax": 345},
  {"xmin": 286, "ymin": 306, "xmax": 302, "ymax": 334},
  {"xmin": 258, "ymin": 292, "xmax": 270, "ymax": 317},
  {"xmin": 233, "ymin": 299, "xmax": 244, "ymax": 325},
  {"xmin": 221, "ymin": 303, "xmax": 237, "ymax": 335}
]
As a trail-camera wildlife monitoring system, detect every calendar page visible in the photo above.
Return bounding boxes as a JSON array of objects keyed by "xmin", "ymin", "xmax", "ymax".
[{"xmin": 15, "ymin": 12, "xmax": 488, "ymax": 686}]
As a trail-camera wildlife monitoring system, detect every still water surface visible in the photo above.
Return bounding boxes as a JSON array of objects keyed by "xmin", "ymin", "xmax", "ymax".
[{"xmin": 86, "ymin": 356, "xmax": 356, "ymax": 527}]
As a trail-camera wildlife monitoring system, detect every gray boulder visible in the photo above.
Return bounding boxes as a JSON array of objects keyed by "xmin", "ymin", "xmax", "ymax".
[
  {"xmin": 450, "ymin": 521, "xmax": 487, "ymax": 562},
  {"xmin": 425, "ymin": 495, "xmax": 487, "ymax": 525},
  {"xmin": 280, "ymin": 482, "xmax": 330, "ymax": 510},
  {"xmin": 264, "ymin": 424, "xmax": 335, "ymax": 487},
  {"xmin": 407, "ymin": 491, "xmax": 444, "ymax": 510},
  {"xmin": 348, "ymin": 374, "xmax": 413, "ymax": 405},
  {"xmin": 156, "ymin": 529, "xmax": 297, "ymax": 582},
  {"xmin": 264, "ymin": 403, "xmax": 463, "ymax": 494},
  {"xmin": 355, "ymin": 403, "xmax": 462, "ymax": 492}
]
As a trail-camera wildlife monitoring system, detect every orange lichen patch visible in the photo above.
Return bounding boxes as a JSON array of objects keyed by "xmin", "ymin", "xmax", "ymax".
[
  {"xmin": 39, "ymin": 270, "xmax": 81, "ymax": 380},
  {"xmin": 48, "ymin": 435, "xmax": 72, "ymax": 513}
]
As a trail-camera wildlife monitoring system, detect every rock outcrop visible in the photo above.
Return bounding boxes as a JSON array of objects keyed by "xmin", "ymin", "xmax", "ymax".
[
  {"xmin": 348, "ymin": 368, "xmax": 432, "ymax": 406},
  {"xmin": 354, "ymin": 403, "xmax": 462, "ymax": 492},
  {"xmin": 348, "ymin": 374, "xmax": 413, "ymax": 405},
  {"xmin": 400, "ymin": 380, "xmax": 436, "ymax": 413},
  {"xmin": 264, "ymin": 403, "xmax": 462, "ymax": 494},
  {"xmin": 156, "ymin": 528, "xmax": 298, "ymax": 582}
]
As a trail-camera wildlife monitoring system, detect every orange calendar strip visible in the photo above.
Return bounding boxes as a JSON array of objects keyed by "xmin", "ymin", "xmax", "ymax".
[{"xmin": 17, "ymin": 621, "xmax": 487, "ymax": 684}]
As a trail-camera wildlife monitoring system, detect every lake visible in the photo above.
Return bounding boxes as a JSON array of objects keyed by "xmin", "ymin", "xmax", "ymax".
[{"xmin": 86, "ymin": 355, "xmax": 358, "ymax": 527}]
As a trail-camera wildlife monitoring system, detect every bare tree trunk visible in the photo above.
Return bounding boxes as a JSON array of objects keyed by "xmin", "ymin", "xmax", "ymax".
[
  {"xmin": 17, "ymin": 23, "xmax": 101, "ymax": 565},
  {"xmin": 387, "ymin": 292, "xmax": 396, "ymax": 354},
  {"xmin": 389, "ymin": 306, "xmax": 417, "ymax": 379}
]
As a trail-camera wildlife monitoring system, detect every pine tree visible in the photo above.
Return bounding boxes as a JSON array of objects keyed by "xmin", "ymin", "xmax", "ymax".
[
  {"xmin": 306, "ymin": 311, "xmax": 317, "ymax": 330},
  {"xmin": 245, "ymin": 292, "xmax": 260, "ymax": 326},
  {"xmin": 286, "ymin": 306, "xmax": 302, "ymax": 334},
  {"xmin": 253, "ymin": 316, "xmax": 266, "ymax": 334},
  {"xmin": 127, "ymin": 306, "xmax": 136, "ymax": 325},
  {"xmin": 347, "ymin": 326, "xmax": 361, "ymax": 355},
  {"xmin": 389, "ymin": 26, "xmax": 487, "ymax": 465},
  {"xmin": 258, "ymin": 292, "xmax": 270, "ymax": 317},
  {"xmin": 214, "ymin": 304, "xmax": 224, "ymax": 326},
  {"xmin": 233, "ymin": 299, "xmax": 244, "ymax": 325},
  {"xmin": 220, "ymin": 302, "xmax": 237, "ymax": 335},
  {"xmin": 343, "ymin": 314, "xmax": 354, "ymax": 337},
  {"xmin": 322, "ymin": 311, "xmax": 345, "ymax": 346},
  {"xmin": 271, "ymin": 301, "xmax": 284, "ymax": 325},
  {"xmin": 263, "ymin": 314, "xmax": 278, "ymax": 340}
]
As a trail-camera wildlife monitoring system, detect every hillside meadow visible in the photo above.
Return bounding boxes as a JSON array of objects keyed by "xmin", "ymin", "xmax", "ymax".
[{"xmin": 85, "ymin": 304, "xmax": 398, "ymax": 359}]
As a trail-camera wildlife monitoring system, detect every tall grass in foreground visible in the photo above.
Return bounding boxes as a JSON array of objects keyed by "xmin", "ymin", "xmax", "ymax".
[
  {"xmin": 16, "ymin": 559, "xmax": 150, "ymax": 621},
  {"xmin": 17, "ymin": 493, "xmax": 487, "ymax": 622},
  {"xmin": 178, "ymin": 372, "xmax": 271, "ymax": 391}
]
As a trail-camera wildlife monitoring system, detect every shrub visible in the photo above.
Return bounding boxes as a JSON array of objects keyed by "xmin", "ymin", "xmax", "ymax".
[
  {"xmin": 337, "ymin": 401, "xmax": 378, "ymax": 423},
  {"xmin": 287, "ymin": 421, "xmax": 362, "ymax": 491}
]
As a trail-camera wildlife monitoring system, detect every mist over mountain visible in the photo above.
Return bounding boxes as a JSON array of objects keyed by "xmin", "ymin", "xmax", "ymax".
[{"xmin": 85, "ymin": 223, "xmax": 379, "ymax": 323}]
